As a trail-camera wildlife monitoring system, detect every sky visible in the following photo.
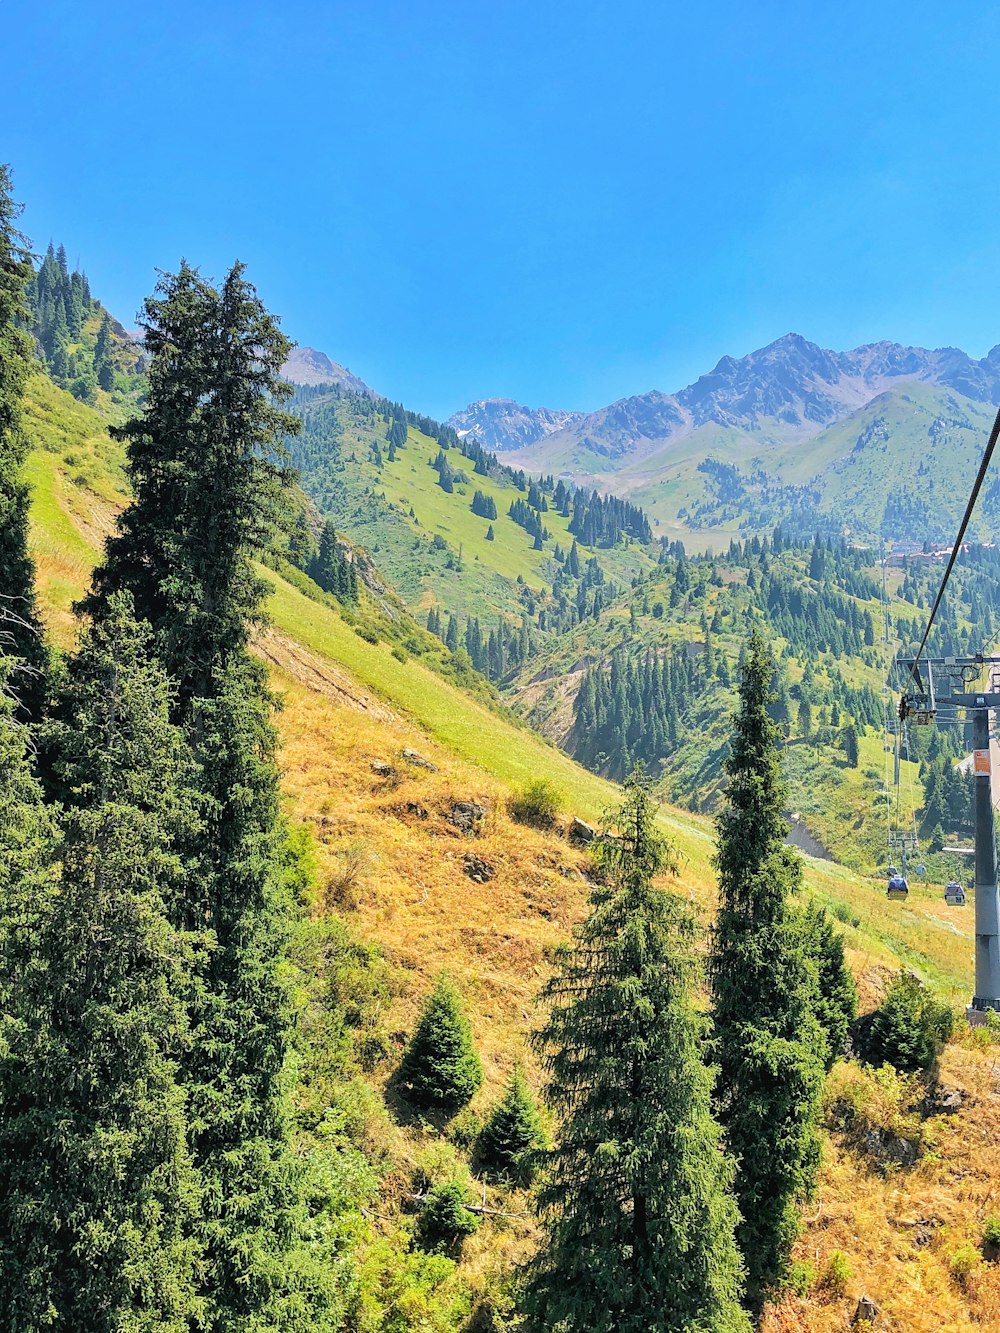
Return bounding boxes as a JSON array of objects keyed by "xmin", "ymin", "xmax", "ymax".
[{"xmin": 8, "ymin": 0, "xmax": 1000, "ymax": 420}]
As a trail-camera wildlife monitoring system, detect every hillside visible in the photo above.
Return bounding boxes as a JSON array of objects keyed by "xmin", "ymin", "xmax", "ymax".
[
  {"xmin": 447, "ymin": 334, "xmax": 1000, "ymax": 548},
  {"xmin": 268, "ymin": 366, "xmax": 995, "ymax": 876},
  {"xmin": 21, "ymin": 364, "xmax": 1000, "ymax": 1331},
  {"xmin": 281, "ymin": 382, "xmax": 657, "ymax": 650},
  {"xmin": 504, "ymin": 528, "xmax": 1000, "ymax": 874}
]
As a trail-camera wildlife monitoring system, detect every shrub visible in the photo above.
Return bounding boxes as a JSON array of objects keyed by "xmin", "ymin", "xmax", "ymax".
[
  {"xmin": 398, "ymin": 976, "xmax": 483, "ymax": 1111},
  {"xmin": 355, "ymin": 1031, "xmax": 390, "ymax": 1071},
  {"xmin": 324, "ymin": 838, "xmax": 375, "ymax": 911},
  {"xmin": 824, "ymin": 1061, "xmax": 925, "ymax": 1154},
  {"xmin": 819, "ymin": 1249, "xmax": 852, "ymax": 1297},
  {"xmin": 830, "ymin": 900, "xmax": 860, "ymax": 929},
  {"xmin": 507, "ymin": 777, "xmax": 562, "ymax": 828},
  {"xmin": 391, "ymin": 644, "xmax": 408, "ymax": 663},
  {"xmin": 865, "ymin": 970, "xmax": 953, "ymax": 1073},
  {"xmin": 447, "ymin": 1107, "xmax": 483, "ymax": 1151},
  {"xmin": 982, "ymin": 1215, "xmax": 1000, "ymax": 1253},
  {"xmin": 950, "ymin": 1243, "xmax": 983, "ymax": 1289},
  {"xmin": 476, "ymin": 1066, "xmax": 547, "ymax": 1183},
  {"xmin": 415, "ymin": 1182, "xmax": 480, "ymax": 1253},
  {"xmin": 354, "ymin": 624, "xmax": 379, "ymax": 644},
  {"xmin": 787, "ymin": 1258, "xmax": 816, "ymax": 1297}
]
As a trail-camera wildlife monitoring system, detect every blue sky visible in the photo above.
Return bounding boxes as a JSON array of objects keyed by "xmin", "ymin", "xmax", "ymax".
[{"xmin": 8, "ymin": 0, "xmax": 1000, "ymax": 419}]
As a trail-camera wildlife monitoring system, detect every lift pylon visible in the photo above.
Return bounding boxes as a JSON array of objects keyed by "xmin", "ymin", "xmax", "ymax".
[{"xmin": 900, "ymin": 654, "xmax": 1000, "ymax": 1012}]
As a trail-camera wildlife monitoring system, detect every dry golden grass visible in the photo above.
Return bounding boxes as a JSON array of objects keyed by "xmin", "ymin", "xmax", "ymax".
[
  {"xmin": 274, "ymin": 667, "xmax": 593, "ymax": 1076},
  {"xmin": 759, "ymin": 1039, "xmax": 1000, "ymax": 1332}
]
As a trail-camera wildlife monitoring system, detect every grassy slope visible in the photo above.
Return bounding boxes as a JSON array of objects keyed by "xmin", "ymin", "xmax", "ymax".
[
  {"xmin": 26, "ymin": 374, "xmax": 1000, "ymax": 1331},
  {"xmin": 292, "ymin": 398, "xmax": 656, "ymax": 625}
]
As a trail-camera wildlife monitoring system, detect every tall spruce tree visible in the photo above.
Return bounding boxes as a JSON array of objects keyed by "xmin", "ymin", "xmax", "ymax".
[
  {"xmin": 0, "ymin": 164, "xmax": 47, "ymax": 716},
  {"xmin": 798, "ymin": 903, "xmax": 857, "ymax": 1071},
  {"xmin": 0, "ymin": 658, "xmax": 57, "ymax": 1309},
  {"xmin": 0, "ymin": 596, "xmax": 202, "ymax": 1330},
  {"xmin": 710, "ymin": 629, "xmax": 825, "ymax": 1313},
  {"xmin": 523, "ymin": 772, "xmax": 750, "ymax": 1333},
  {"xmin": 93, "ymin": 309, "xmax": 114, "ymax": 390},
  {"xmin": 83, "ymin": 264, "xmax": 345, "ymax": 1328},
  {"xmin": 85, "ymin": 260, "xmax": 295, "ymax": 705}
]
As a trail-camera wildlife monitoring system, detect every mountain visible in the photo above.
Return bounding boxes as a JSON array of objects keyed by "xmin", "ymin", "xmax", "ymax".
[
  {"xmin": 449, "ymin": 397, "xmax": 584, "ymax": 451},
  {"xmin": 452, "ymin": 334, "xmax": 1000, "ymax": 458},
  {"xmin": 281, "ymin": 344, "xmax": 374, "ymax": 395},
  {"xmin": 449, "ymin": 334, "xmax": 1000, "ymax": 546}
]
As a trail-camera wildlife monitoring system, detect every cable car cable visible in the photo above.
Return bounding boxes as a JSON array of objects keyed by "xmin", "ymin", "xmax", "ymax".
[{"xmin": 908, "ymin": 404, "xmax": 1000, "ymax": 686}]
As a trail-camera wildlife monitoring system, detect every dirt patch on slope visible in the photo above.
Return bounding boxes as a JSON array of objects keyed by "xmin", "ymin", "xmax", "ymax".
[{"xmin": 254, "ymin": 626, "xmax": 400, "ymax": 722}]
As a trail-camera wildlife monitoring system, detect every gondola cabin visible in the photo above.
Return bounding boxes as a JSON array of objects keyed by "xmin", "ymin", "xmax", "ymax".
[
  {"xmin": 887, "ymin": 874, "xmax": 909, "ymax": 901},
  {"xmin": 944, "ymin": 881, "xmax": 967, "ymax": 907}
]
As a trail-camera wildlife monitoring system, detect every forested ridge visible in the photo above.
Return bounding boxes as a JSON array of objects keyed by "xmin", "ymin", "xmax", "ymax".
[{"xmin": 7, "ymin": 162, "xmax": 1000, "ymax": 1333}]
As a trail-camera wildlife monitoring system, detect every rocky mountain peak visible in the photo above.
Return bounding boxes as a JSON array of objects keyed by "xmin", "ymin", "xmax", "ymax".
[
  {"xmin": 281, "ymin": 346, "xmax": 374, "ymax": 396},
  {"xmin": 448, "ymin": 397, "xmax": 584, "ymax": 451}
]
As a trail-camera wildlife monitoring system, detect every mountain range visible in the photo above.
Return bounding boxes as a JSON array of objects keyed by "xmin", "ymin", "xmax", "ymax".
[
  {"xmin": 282, "ymin": 332, "xmax": 1000, "ymax": 546},
  {"xmin": 448, "ymin": 333, "xmax": 1000, "ymax": 459},
  {"xmin": 443, "ymin": 334, "xmax": 1000, "ymax": 547}
]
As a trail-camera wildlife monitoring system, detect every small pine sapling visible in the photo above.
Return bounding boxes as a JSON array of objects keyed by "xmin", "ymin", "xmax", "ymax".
[
  {"xmin": 398, "ymin": 976, "xmax": 483, "ymax": 1111},
  {"xmin": 477, "ymin": 1066, "xmax": 546, "ymax": 1183}
]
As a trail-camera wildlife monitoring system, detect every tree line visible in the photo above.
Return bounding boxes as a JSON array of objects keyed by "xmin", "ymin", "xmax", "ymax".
[{"xmin": 25, "ymin": 240, "xmax": 140, "ymax": 404}]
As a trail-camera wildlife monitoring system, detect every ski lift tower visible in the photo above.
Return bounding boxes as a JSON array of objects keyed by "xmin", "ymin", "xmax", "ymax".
[{"xmin": 899, "ymin": 654, "xmax": 1000, "ymax": 1013}]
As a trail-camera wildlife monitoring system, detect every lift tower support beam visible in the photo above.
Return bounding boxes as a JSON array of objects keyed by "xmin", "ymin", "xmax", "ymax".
[
  {"xmin": 900, "ymin": 656, "xmax": 1000, "ymax": 1011},
  {"xmin": 971, "ymin": 707, "xmax": 1000, "ymax": 1010}
]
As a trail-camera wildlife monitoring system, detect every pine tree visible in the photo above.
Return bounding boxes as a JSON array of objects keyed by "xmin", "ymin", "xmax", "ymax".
[
  {"xmin": 842, "ymin": 723, "xmax": 859, "ymax": 768},
  {"xmin": 523, "ymin": 772, "xmax": 750, "ymax": 1333},
  {"xmin": 864, "ymin": 970, "xmax": 953, "ymax": 1073},
  {"xmin": 93, "ymin": 308, "xmax": 115, "ymax": 390},
  {"xmin": 0, "ymin": 165, "xmax": 47, "ymax": 717},
  {"xmin": 398, "ymin": 976, "xmax": 483, "ymax": 1111},
  {"xmin": 710, "ymin": 629, "xmax": 825, "ymax": 1312},
  {"xmin": 288, "ymin": 511, "xmax": 316, "ymax": 570},
  {"xmin": 477, "ymin": 1066, "xmax": 546, "ymax": 1183},
  {"xmin": 445, "ymin": 612, "xmax": 459, "ymax": 652},
  {"xmin": 84, "ymin": 261, "xmax": 296, "ymax": 707},
  {"xmin": 0, "ymin": 595, "xmax": 202, "ymax": 1330},
  {"xmin": 0, "ymin": 659, "xmax": 58, "ymax": 1319},
  {"xmin": 82, "ymin": 264, "xmax": 346, "ymax": 1328},
  {"xmin": 310, "ymin": 520, "xmax": 341, "ymax": 594},
  {"xmin": 798, "ymin": 904, "xmax": 857, "ymax": 1070}
]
